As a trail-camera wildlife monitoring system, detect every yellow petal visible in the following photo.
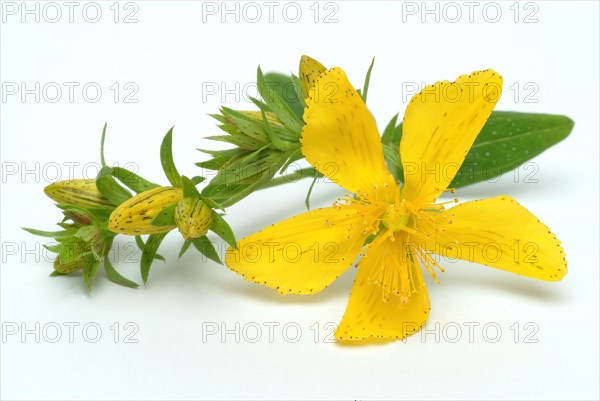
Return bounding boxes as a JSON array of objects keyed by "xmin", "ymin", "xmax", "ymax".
[
  {"xmin": 422, "ymin": 195, "xmax": 567, "ymax": 281},
  {"xmin": 302, "ymin": 67, "xmax": 396, "ymax": 202},
  {"xmin": 225, "ymin": 206, "xmax": 376, "ymax": 295},
  {"xmin": 401, "ymin": 70, "xmax": 503, "ymax": 205},
  {"xmin": 335, "ymin": 235, "xmax": 430, "ymax": 342},
  {"xmin": 299, "ymin": 55, "xmax": 327, "ymax": 100}
]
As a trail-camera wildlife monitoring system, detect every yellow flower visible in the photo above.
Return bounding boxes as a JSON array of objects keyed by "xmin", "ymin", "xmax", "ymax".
[
  {"xmin": 44, "ymin": 179, "xmax": 113, "ymax": 208},
  {"xmin": 174, "ymin": 197, "xmax": 213, "ymax": 240},
  {"xmin": 225, "ymin": 67, "xmax": 567, "ymax": 342},
  {"xmin": 108, "ymin": 186, "xmax": 183, "ymax": 235}
]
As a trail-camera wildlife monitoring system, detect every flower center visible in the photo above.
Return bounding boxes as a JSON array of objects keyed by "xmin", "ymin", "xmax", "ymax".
[{"xmin": 381, "ymin": 203, "xmax": 410, "ymax": 232}]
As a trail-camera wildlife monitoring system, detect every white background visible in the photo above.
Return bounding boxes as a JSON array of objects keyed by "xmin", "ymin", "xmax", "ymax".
[{"xmin": 1, "ymin": 1, "xmax": 599, "ymax": 400}]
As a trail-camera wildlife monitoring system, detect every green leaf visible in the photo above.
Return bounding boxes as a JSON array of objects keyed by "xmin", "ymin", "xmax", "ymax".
[
  {"xmin": 290, "ymin": 74, "xmax": 306, "ymax": 114},
  {"xmin": 207, "ymin": 147, "xmax": 281, "ymax": 189},
  {"xmin": 204, "ymin": 134, "xmax": 266, "ymax": 151},
  {"xmin": 191, "ymin": 176, "xmax": 205, "ymax": 185},
  {"xmin": 210, "ymin": 211, "xmax": 237, "ymax": 249},
  {"xmin": 382, "ymin": 143, "xmax": 401, "ymax": 170},
  {"xmin": 160, "ymin": 127, "xmax": 182, "ymax": 187},
  {"xmin": 62, "ymin": 208, "xmax": 95, "ymax": 226},
  {"xmin": 257, "ymin": 66, "xmax": 303, "ymax": 133},
  {"xmin": 196, "ymin": 149, "xmax": 245, "ymax": 171},
  {"xmin": 100, "ymin": 122, "xmax": 108, "ymax": 168},
  {"xmin": 22, "ymin": 227, "xmax": 77, "ymax": 238},
  {"xmin": 134, "ymin": 235, "xmax": 145, "ymax": 250},
  {"xmin": 44, "ymin": 244, "xmax": 61, "ymax": 253},
  {"xmin": 209, "ymin": 113, "xmax": 228, "ymax": 125},
  {"xmin": 198, "ymin": 146, "xmax": 242, "ymax": 158},
  {"xmin": 203, "ymin": 169, "xmax": 273, "ymax": 208},
  {"xmin": 178, "ymin": 240, "xmax": 193, "ymax": 259},
  {"xmin": 197, "ymin": 195, "xmax": 225, "ymax": 211},
  {"xmin": 450, "ymin": 112, "xmax": 573, "ymax": 187},
  {"xmin": 57, "ymin": 222, "xmax": 76, "ymax": 230},
  {"xmin": 85, "ymin": 207, "xmax": 114, "ymax": 221},
  {"xmin": 181, "ymin": 175, "xmax": 202, "ymax": 199},
  {"xmin": 360, "ymin": 57, "xmax": 375, "ymax": 104},
  {"xmin": 150, "ymin": 203, "xmax": 177, "ymax": 227},
  {"xmin": 213, "ymin": 122, "xmax": 240, "ymax": 136},
  {"xmin": 104, "ymin": 257, "xmax": 139, "ymax": 288},
  {"xmin": 279, "ymin": 146, "xmax": 303, "ymax": 173},
  {"xmin": 381, "ymin": 113, "xmax": 399, "ymax": 146},
  {"xmin": 53, "ymin": 238, "xmax": 90, "ymax": 264},
  {"xmin": 384, "ymin": 111, "xmax": 574, "ymax": 188},
  {"xmin": 263, "ymin": 72, "xmax": 305, "ymax": 121},
  {"xmin": 74, "ymin": 225, "xmax": 100, "ymax": 243},
  {"xmin": 219, "ymin": 106, "xmax": 270, "ymax": 143},
  {"xmin": 96, "ymin": 166, "xmax": 132, "ymax": 205},
  {"xmin": 82, "ymin": 259, "xmax": 100, "ymax": 291},
  {"xmin": 196, "ymin": 156, "xmax": 232, "ymax": 171},
  {"xmin": 112, "ymin": 166, "xmax": 159, "ymax": 193},
  {"xmin": 192, "ymin": 236, "xmax": 222, "ymax": 264},
  {"xmin": 140, "ymin": 233, "xmax": 167, "ymax": 284},
  {"xmin": 251, "ymin": 98, "xmax": 295, "ymax": 151}
]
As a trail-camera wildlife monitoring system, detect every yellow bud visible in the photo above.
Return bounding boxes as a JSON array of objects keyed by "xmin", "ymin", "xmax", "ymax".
[
  {"xmin": 108, "ymin": 187, "xmax": 184, "ymax": 235},
  {"xmin": 299, "ymin": 55, "xmax": 327, "ymax": 100},
  {"xmin": 44, "ymin": 179, "xmax": 113, "ymax": 208},
  {"xmin": 53, "ymin": 254, "xmax": 87, "ymax": 274},
  {"xmin": 174, "ymin": 197, "xmax": 213, "ymax": 240}
]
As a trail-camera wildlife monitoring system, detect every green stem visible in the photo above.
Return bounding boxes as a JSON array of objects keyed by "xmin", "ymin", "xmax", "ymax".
[{"xmin": 258, "ymin": 167, "xmax": 321, "ymax": 190}]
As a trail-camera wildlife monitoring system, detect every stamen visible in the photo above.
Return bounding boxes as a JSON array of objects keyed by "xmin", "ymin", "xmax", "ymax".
[
  {"xmin": 365, "ymin": 231, "xmax": 421, "ymax": 303},
  {"xmin": 349, "ymin": 187, "xmax": 459, "ymax": 301},
  {"xmin": 412, "ymin": 245, "xmax": 445, "ymax": 283}
]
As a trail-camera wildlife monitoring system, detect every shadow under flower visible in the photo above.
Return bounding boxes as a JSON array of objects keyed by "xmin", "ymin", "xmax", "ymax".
[{"xmin": 434, "ymin": 262, "xmax": 568, "ymax": 304}]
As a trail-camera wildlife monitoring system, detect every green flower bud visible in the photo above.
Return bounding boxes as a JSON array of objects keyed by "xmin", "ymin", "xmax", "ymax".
[
  {"xmin": 175, "ymin": 198, "xmax": 213, "ymax": 240},
  {"xmin": 52, "ymin": 238, "xmax": 93, "ymax": 274},
  {"xmin": 63, "ymin": 209, "xmax": 93, "ymax": 226},
  {"xmin": 53, "ymin": 255, "xmax": 87, "ymax": 274}
]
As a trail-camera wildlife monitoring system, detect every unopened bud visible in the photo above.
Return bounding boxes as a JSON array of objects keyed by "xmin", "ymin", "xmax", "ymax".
[
  {"xmin": 53, "ymin": 255, "xmax": 87, "ymax": 274},
  {"xmin": 63, "ymin": 209, "xmax": 93, "ymax": 226},
  {"xmin": 175, "ymin": 198, "xmax": 213, "ymax": 240},
  {"xmin": 108, "ymin": 187, "xmax": 184, "ymax": 235},
  {"xmin": 44, "ymin": 179, "xmax": 113, "ymax": 208},
  {"xmin": 53, "ymin": 239, "xmax": 89, "ymax": 273}
]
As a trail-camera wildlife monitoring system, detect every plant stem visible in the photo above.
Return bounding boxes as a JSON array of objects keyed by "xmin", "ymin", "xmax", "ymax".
[{"xmin": 258, "ymin": 167, "xmax": 321, "ymax": 190}]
